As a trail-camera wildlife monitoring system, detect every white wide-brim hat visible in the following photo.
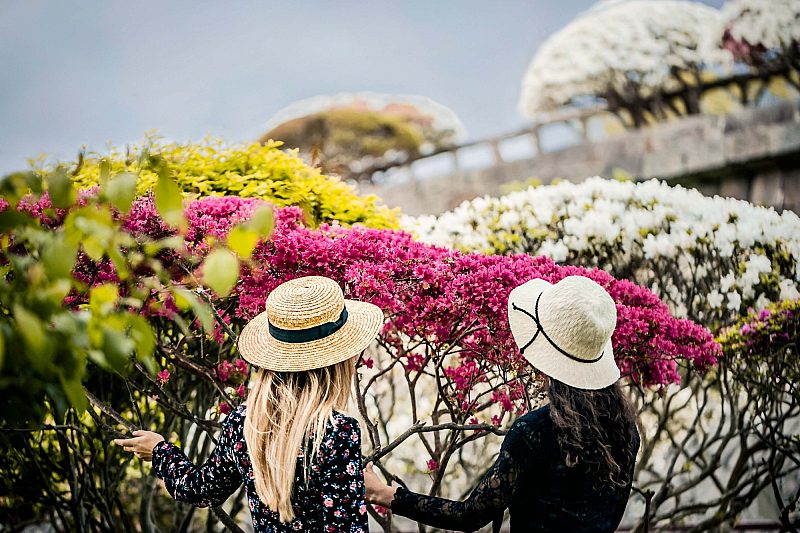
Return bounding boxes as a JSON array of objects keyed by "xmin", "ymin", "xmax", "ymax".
[
  {"xmin": 238, "ymin": 276, "xmax": 384, "ymax": 372},
  {"xmin": 508, "ymin": 275, "xmax": 620, "ymax": 390}
]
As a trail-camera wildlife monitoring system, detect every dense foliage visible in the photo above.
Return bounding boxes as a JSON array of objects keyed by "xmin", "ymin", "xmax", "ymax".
[
  {"xmin": 405, "ymin": 176, "xmax": 800, "ymax": 530},
  {"xmin": 518, "ymin": 0, "xmax": 799, "ymax": 127},
  {"xmin": 714, "ymin": 0, "xmax": 800, "ymax": 66},
  {"xmin": 62, "ymin": 137, "xmax": 398, "ymax": 228}
]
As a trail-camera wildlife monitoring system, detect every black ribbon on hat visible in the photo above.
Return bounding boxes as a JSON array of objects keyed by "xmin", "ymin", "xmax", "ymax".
[
  {"xmin": 511, "ymin": 293, "xmax": 604, "ymax": 364},
  {"xmin": 269, "ymin": 307, "xmax": 349, "ymax": 343}
]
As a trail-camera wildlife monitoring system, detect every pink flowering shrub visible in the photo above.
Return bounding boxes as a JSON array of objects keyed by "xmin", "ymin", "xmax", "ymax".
[{"xmin": 102, "ymin": 194, "xmax": 718, "ymax": 388}]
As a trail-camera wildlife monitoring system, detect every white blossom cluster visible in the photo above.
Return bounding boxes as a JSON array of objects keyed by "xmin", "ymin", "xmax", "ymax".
[
  {"xmin": 710, "ymin": 0, "xmax": 800, "ymax": 54},
  {"xmin": 519, "ymin": 0, "xmax": 722, "ymax": 118},
  {"xmin": 404, "ymin": 177, "xmax": 800, "ymax": 325}
]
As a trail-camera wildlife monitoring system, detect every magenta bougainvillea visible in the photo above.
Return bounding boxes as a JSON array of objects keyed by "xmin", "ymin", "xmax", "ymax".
[
  {"xmin": 167, "ymin": 196, "xmax": 717, "ymax": 388},
  {"xmin": 18, "ymin": 193, "xmax": 720, "ymax": 415}
]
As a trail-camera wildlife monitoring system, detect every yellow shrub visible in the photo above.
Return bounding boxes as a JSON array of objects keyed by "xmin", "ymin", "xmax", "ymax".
[{"xmin": 66, "ymin": 136, "xmax": 399, "ymax": 228}]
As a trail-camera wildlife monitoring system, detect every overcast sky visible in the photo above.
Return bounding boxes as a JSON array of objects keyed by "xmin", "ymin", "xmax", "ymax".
[{"xmin": 0, "ymin": 0, "xmax": 723, "ymax": 173}]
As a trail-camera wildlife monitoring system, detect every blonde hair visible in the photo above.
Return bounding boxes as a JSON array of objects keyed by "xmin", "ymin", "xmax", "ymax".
[{"xmin": 243, "ymin": 358, "xmax": 356, "ymax": 522}]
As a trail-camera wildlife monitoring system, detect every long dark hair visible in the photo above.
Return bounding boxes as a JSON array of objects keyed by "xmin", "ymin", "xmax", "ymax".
[{"xmin": 548, "ymin": 378, "xmax": 638, "ymax": 489}]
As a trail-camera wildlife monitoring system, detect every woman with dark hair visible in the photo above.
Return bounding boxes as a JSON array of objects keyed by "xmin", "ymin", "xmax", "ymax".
[{"xmin": 365, "ymin": 275, "xmax": 641, "ymax": 532}]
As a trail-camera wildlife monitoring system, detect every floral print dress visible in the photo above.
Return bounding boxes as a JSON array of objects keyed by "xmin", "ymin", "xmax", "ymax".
[{"xmin": 151, "ymin": 404, "xmax": 369, "ymax": 532}]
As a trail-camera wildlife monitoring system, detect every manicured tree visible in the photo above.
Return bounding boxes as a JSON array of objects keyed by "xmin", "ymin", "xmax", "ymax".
[
  {"xmin": 631, "ymin": 300, "xmax": 799, "ymax": 531},
  {"xmin": 710, "ymin": 0, "xmax": 800, "ymax": 105},
  {"xmin": 518, "ymin": 1, "xmax": 723, "ymax": 127},
  {"xmin": 260, "ymin": 93, "xmax": 465, "ymax": 182}
]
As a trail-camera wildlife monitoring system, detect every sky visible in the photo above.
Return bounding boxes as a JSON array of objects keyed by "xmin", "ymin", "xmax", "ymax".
[{"xmin": 0, "ymin": 0, "xmax": 724, "ymax": 173}]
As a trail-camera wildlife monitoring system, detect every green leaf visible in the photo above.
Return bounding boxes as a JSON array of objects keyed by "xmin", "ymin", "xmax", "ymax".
[
  {"xmin": 47, "ymin": 168, "xmax": 76, "ymax": 209},
  {"xmin": 98, "ymin": 159, "xmax": 111, "ymax": 187},
  {"xmin": 128, "ymin": 314, "xmax": 156, "ymax": 369},
  {"xmin": 44, "ymin": 383, "xmax": 69, "ymax": 423},
  {"xmin": 153, "ymin": 159, "xmax": 186, "ymax": 231},
  {"xmin": 227, "ymin": 225, "xmax": 259, "ymax": 259},
  {"xmin": 202, "ymin": 248, "xmax": 239, "ymax": 297},
  {"xmin": 59, "ymin": 374, "xmax": 87, "ymax": 414},
  {"xmin": 41, "ymin": 237, "xmax": 78, "ymax": 280},
  {"xmin": 82, "ymin": 236, "xmax": 105, "ymax": 261},
  {"xmin": 0, "ymin": 210, "xmax": 34, "ymax": 233},
  {"xmin": 101, "ymin": 326, "xmax": 135, "ymax": 374},
  {"xmin": 104, "ymin": 172, "xmax": 138, "ymax": 214},
  {"xmin": 0, "ymin": 171, "xmax": 42, "ymax": 198},
  {"xmin": 89, "ymin": 284, "xmax": 119, "ymax": 315},
  {"xmin": 171, "ymin": 287, "xmax": 214, "ymax": 333},
  {"xmin": 13, "ymin": 304, "xmax": 52, "ymax": 372},
  {"xmin": 248, "ymin": 204, "xmax": 274, "ymax": 238},
  {"xmin": 0, "ymin": 331, "xmax": 5, "ymax": 372},
  {"xmin": 107, "ymin": 244, "xmax": 129, "ymax": 280}
]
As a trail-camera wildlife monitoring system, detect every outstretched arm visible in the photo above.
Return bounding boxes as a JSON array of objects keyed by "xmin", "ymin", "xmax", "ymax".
[
  {"xmin": 116, "ymin": 408, "xmax": 243, "ymax": 508},
  {"xmin": 365, "ymin": 448, "xmax": 523, "ymax": 532}
]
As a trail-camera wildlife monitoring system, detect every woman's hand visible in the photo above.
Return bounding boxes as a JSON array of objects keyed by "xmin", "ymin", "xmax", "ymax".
[
  {"xmin": 363, "ymin": 462, "xmax": 397, "ymax": 508},
  {"xmin": 113, "ymin": 430, "xmax": 165, "ymax": 462}
]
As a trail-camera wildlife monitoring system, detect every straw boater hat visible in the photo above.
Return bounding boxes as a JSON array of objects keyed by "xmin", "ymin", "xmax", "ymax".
[
  {"xmin": 238, "ymin": 276, "xmax": 384, "ymax": 371},
  {"xmin": 508, "ymin": 275, "xmax": 620, "ymax": 390}
]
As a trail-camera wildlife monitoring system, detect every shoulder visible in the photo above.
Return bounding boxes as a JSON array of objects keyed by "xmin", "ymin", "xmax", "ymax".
[
  {"xmin": 502, "ymin": 404, "xmax": 554, "ymax": 458},
  {"xmin": 320, "ymin": 412, "xmax": 362, "ymax": 451},
  {"xmin": 327, "ymin": 412, "xmax": 362, "ymax": 444},
  {"xmin": 318, "ymin": 412, "xmax": 363, "ymax": 471},
  {"xmin": 220, "ymin": 403, "xmax": 247, "ymax": 435},
  {"xmin": 511, "ymin": 404, "xmax": 552, "ymax": 432},
  {"xmin": 227, "ymin": 403, "xmax": 247, "ymax": 423},
  {"xmin": 331, "ymin": 411, "xmax": 361, "ymax": 432}
]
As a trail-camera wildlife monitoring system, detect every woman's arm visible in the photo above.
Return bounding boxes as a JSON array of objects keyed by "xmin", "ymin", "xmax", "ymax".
[
  {"xmin": 317, "ymin": 415, "xmax": 369, "ymax": 533},
  {"xmin": 116, "ymin": 407, "xmax": 244, "ymax": 508},
  {"xmin": 366, "ymin": 448, "xmax": 523, "ymax": 532}
]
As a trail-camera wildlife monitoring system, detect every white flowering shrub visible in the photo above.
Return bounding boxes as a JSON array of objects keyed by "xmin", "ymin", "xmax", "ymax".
[
  {"xmin": 710, "ymin": 0, "xmax": 800, "ymax": 62},
  {"xmin": 519, "ymin": 0, "xmax": 722, "ymax": 119},
  {"xmin": 405, "ymin": 177, "xmax": 800, "ymax": 326}
]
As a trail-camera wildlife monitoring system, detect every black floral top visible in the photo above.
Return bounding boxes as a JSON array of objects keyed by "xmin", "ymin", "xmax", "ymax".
[
  {"xmin": 151, "ymin": 404, "xmax": 369, "ymax": 532},
  {"xmin": 391, "ymin": 404, "xmax": 640, "ymax": 532}
]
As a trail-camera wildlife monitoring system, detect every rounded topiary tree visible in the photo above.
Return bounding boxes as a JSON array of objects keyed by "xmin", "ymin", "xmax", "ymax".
[
  {"xmin": 518, "ymin": 0, "xmax": 723, "ymax": 127},
  {"xmin": 259, "ymin": 93, "xmax": 465, "ymax": 182}
]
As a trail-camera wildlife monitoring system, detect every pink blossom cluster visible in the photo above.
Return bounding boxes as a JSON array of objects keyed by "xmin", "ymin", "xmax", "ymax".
[
  {"xmin": 225, "ymin": 204, "xmax": 718, "ymax": 394},
  {"xmin": 216, "ymin": 358, "xmax": 248, "ymax": 385}
]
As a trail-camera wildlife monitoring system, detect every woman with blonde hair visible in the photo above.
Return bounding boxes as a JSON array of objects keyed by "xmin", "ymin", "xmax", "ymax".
[{"xmin": 115, "ymin": 275, "xmax": 384, "ymax": 532}]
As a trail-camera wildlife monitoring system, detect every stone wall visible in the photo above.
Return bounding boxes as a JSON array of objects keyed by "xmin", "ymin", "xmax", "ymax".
[{"xmin": 359, "ymin": 100, "xmax": 800, "ymax": 216}]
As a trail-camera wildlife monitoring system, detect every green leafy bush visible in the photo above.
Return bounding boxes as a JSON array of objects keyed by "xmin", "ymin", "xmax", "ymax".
[{"xmin": 61, "ymin": 136, "xmax": 399, "ymax": 229}]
